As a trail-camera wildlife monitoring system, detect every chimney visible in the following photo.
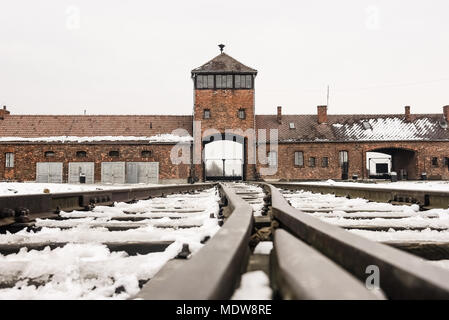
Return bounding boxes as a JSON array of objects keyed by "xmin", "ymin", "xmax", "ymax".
[
  {"xmin": 444, "ymin": 105, "xmax": 449, "ymax": 122},
  {"xmin": 404, "ymin": 106, "xmax": 411, "ymax": 122},
  {"xmin": 0, "ymin": 106, "xmax": 10, "ymax": 120},
  {"xmin": 317, "ymin": 105, "xmax": 327, "ymax": 124},
  {"xmin": 277, "ymin": 106, "xmax": 282, "ymax": 124}
]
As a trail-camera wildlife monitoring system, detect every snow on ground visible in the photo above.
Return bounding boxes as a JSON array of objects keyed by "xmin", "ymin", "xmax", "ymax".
[
  {"xmin": 254, "ymin": 241, "xmax": 273, "ymax": 255},
  {"xmin": 0, "ymin": 187, "xmax": 221, "ymax": 299},
  {"xmin": 0, "ymin": 182, "xmax": 162, "ymax": 196},
  {"xmin": 231, "ymin": 271, "xmax": 272, "ymax": 300},
  {"xmin": 292, "ymin": 179, "xmax": 449, "ymax": 193},
  {"xmin": 227, "ymin": 182, "xmax": 265, "ymax": 216},
  {"xmin": 281, "ymin": 188, "xmax": 449, "ymax": 243}
]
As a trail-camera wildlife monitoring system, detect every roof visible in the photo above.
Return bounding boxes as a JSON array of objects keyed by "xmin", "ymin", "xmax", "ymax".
[
  {"xmin": 0, "ymin": 115, "xmax": 193, "ymax": 143},
  {"xmin": 192, "ymin": 53, "xmax": 257, "ymax": 75},
  {"xmin": 256, "ymin": 114, "xmax": 449, "ymax": 143}
]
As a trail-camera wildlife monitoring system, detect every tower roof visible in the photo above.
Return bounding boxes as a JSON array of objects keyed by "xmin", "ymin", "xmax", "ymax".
[{"xmin": 192, "ymin": 52, "xmax": 257, "ymax": 75}]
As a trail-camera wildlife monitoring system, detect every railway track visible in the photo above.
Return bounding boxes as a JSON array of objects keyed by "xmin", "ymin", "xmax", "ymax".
[{"xmin": 1, "ymin": 181, "xmax": 449, "ymax": 299}]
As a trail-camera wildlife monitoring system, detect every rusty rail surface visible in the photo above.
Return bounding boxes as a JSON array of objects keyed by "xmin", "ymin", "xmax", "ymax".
[
  {"xmin": 136, "ymin": 183, "xmax": 254, "ymax": 300},
  {"xmin": 265, "ymin": 183, "xmax": 449, "ymax": 299},
  {"xmin": 0, "ymin": 183, "xmax": 215, "ymax": 230},
  {"xmin": 270, "ymin": 181, "xmax": 449, "ymax": 209}
]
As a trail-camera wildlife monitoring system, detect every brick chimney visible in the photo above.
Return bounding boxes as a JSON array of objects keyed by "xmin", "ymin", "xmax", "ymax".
[
  {"xmin": 0, "ymin": 106, "xmax": 10, "ymax": 120},
  {"xmin": 404, "ymin": 106, "xmax": 411, "ymax": 122},
  {"xmin": 444, "ymin": 105, "xmax": 449, "ymax": 122},
  {"xmin": 277, "ymin": 106, "xmax": 282, "ymax": 124},
  {"xmin": 317, "ymin": 105, "xmax": 327, "ymax": 124}
]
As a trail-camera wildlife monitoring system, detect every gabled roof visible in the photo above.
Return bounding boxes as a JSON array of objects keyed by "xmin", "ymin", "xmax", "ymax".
[
  {"xmin": 0, "ymin": 115, "xmax": 193, "ymax": 143},
  {"xmin": 256, "ymin": 114, "xmax": 449, "ymax": 143},
  {"xmin": 192, "ymin": 53, "xmax": 257, "ymax": 75}
]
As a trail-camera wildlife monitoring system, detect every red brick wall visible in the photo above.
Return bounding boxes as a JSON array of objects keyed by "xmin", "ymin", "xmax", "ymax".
[
  {"xmin": 257, "ymin": 141, "xmax": 449, "ymax": 181},
  {"xmin": 193, "ymin": 89, "xmax": 256, "ymax": 180},
  {"xmin": 0, "ymin": 143, "xmax": 190, "ymax": 182}
]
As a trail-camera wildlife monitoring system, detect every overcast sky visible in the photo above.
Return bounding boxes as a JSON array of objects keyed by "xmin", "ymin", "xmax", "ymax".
[{"xmin": 1, "ymin": 0, "xmax": 449, "ymax": 116}]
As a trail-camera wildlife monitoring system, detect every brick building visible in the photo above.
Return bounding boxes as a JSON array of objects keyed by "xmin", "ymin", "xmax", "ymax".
[{"xmin": 1, "ymin": 49, "xmax": 449, "ymax": 183}]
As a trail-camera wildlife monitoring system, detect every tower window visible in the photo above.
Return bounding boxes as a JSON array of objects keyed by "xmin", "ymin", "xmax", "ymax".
[
  {"xmin": 216, "ymin": 75, "xmax": 233, "ymax": 89},
  {"xmin": 109, "ymin": 150, "xmax": 119, "ymax": 157},
  {"xmin": 238, "ymin": 109, "xmax": 246, "ymax": 119},
  {"xmin": 5, "ymin": 153, "xmax": 14, "ymax": 168},
  {"xmin": 203, "ymin": 109, "xmax": 211, "ymax": 119},
  {"xmin": 196, "ymin": 75, "xmax": 214, "ymax": 89},
  {"xmin": 234, "ymin": 75, "xmax": 253, "ymax": 89}
]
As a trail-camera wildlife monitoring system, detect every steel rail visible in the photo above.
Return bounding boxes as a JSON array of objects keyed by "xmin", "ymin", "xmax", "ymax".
[
  {"xmin": 0, "ymin": 183, "xmax": 215, "ymax": 230},
  {"xmin": 265, "ymin": 183, "xmax": 449, "ymax": 299},
  {"xmin": 270, "ymin": 181, "xmax": 449, "ymax": 209},
  {"xmin": 136, "ymin": 183, "xmax": 254, "ymax": 300}
]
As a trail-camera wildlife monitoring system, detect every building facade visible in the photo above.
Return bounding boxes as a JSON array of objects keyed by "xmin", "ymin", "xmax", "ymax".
[{"xmin": 1, "ymin": 50, "xmax": 449, "ymax": 183}]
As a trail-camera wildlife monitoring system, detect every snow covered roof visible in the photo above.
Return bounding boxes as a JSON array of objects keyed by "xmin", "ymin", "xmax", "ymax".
[
  {"xmin": 256, "ymin": 114, "xmax": 449, "ymax": 142},
  {"xmin": 0, "ymin": 115, "xmax": 193, "ymax": 143}
]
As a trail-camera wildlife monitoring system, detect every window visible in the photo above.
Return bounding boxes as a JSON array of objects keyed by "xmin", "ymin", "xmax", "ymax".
[
  {"xmin": 76, "ymin": 151, "xmax": 87, "ymax": 158},
  {"xmin": 322, "ymin": 157, "xmax": 329, "ymax": 168},
  {"xmin": 204, "ymin": 109, "xmax": 211, "ymax": 119},
  {"xmin": 141, "ymin": 150, "xmax": 152, "ymax": 157},
  {"xmin": 444, "ymin": 157, "xmax": 449, "ymax": 168},
  {"xmin": 45, "ymin": 151, "xmax": 55, "ymax": 157},
  {"xmin": 289, "ymin": 122, "xmax": 295, "ymax": 129},
  {"xmin": 339, "ymin": 151, "xmax": 348, "ymax": 167},
  {"xmin": 268, "ymin": 151, "xmax": 277, "ymax": 167},
  {"xmin": 109, "ymin": 150, "xmax": 119, "ymax": 157},
  {"xmin": 234, "ymin": 75, "xmax": 252, "ymax": 89},
  {"xmin": 238, "ymin": 109, "xmax": 246, "ymax": 119},
  {"xmin": 5, "ymin": 153, "xmax": 14, "ymax": 168},
  {"xmin": 362, "ymin": 121, "xmax": 372, "ymax": 130},
  {"xmin": 309, "ymin": 157, "xmax": 316, "ymax": 167},
  {"xmin": 196, "ymin": 75, "xmax": 214, "ymax": 89},
  {"xmin": 432, "ymin": 157, "xmax": 439, "ymax": 167},
  {"xmin": 216, "ymin": 75, "xmax": 233, "ymax": 89},
  {"xmin": 294, "ymin": 151, "xmax": 304, "ymax": 166}
]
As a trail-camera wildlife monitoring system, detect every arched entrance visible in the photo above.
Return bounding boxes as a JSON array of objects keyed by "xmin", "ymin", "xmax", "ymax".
[
  {"xmin": 203, "ymin": 134, "xmax": 245, "ymax": 181},
  {"xmin": 365, "ymin": 148, "xmax": 417, "ymax": 180}
]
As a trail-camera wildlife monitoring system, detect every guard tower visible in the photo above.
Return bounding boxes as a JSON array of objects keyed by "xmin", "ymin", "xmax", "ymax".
[{"xmin": 191, "ymin": 45, "xmax": 258, "ymax": 181}]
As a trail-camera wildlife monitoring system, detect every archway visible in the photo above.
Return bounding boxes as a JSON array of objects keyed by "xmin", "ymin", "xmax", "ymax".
[
  {"xmin": 203, "ymin": 134, "xmax": 245, "ymax": 181},
  {"xmin": 365, "ymin": 148, "xmax": 417, "ymax": 180}
]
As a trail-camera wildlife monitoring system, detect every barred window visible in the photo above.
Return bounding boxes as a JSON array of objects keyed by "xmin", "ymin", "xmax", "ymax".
[
  {"xmin": 196, "ymin": 75, "xmax": 214, "ymax": 89},
  {"xmin": 238, "ymin": 109, "xmax": 246, "ymax": 119},
  {"xmin": 309, "ymin": 157, "xmax": 316, "ymax": 168},
  {"xmin": 109, "ymin": 150, "xmax": 119, "ymax": 157},
  {"xmin": 204, "ymin": 109, "xmax": 211, "ymax": 119},
  {"xmin": 215, "ymin": 75, "xmax": 233, "ymax": 89},
  {"xmin": 5, "ymin": 153, "xmax": 14, "ymax": 168},
  {"xmin": 322, "ymin": 157, "xmax": 329, "ymax": 168},
  {"xmin": 76, "ymin": 151, "xmax": 87, "ymax": 158},
  {"xmin": 45, "ymin": 151, "xmax": 55, "ymax": 157},
  {"xmin": 268, "ymin": 151, "xmax": 277, "ymax": 167},
  {"xmin": 294, "ymin": 151, "xmax": 304, "ymax": 166}
]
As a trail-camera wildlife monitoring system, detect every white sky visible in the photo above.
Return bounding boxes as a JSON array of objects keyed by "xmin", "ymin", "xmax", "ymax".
[{"xmin": 1, "ymin": 0, "xmax": 449, "ymax": 116}]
